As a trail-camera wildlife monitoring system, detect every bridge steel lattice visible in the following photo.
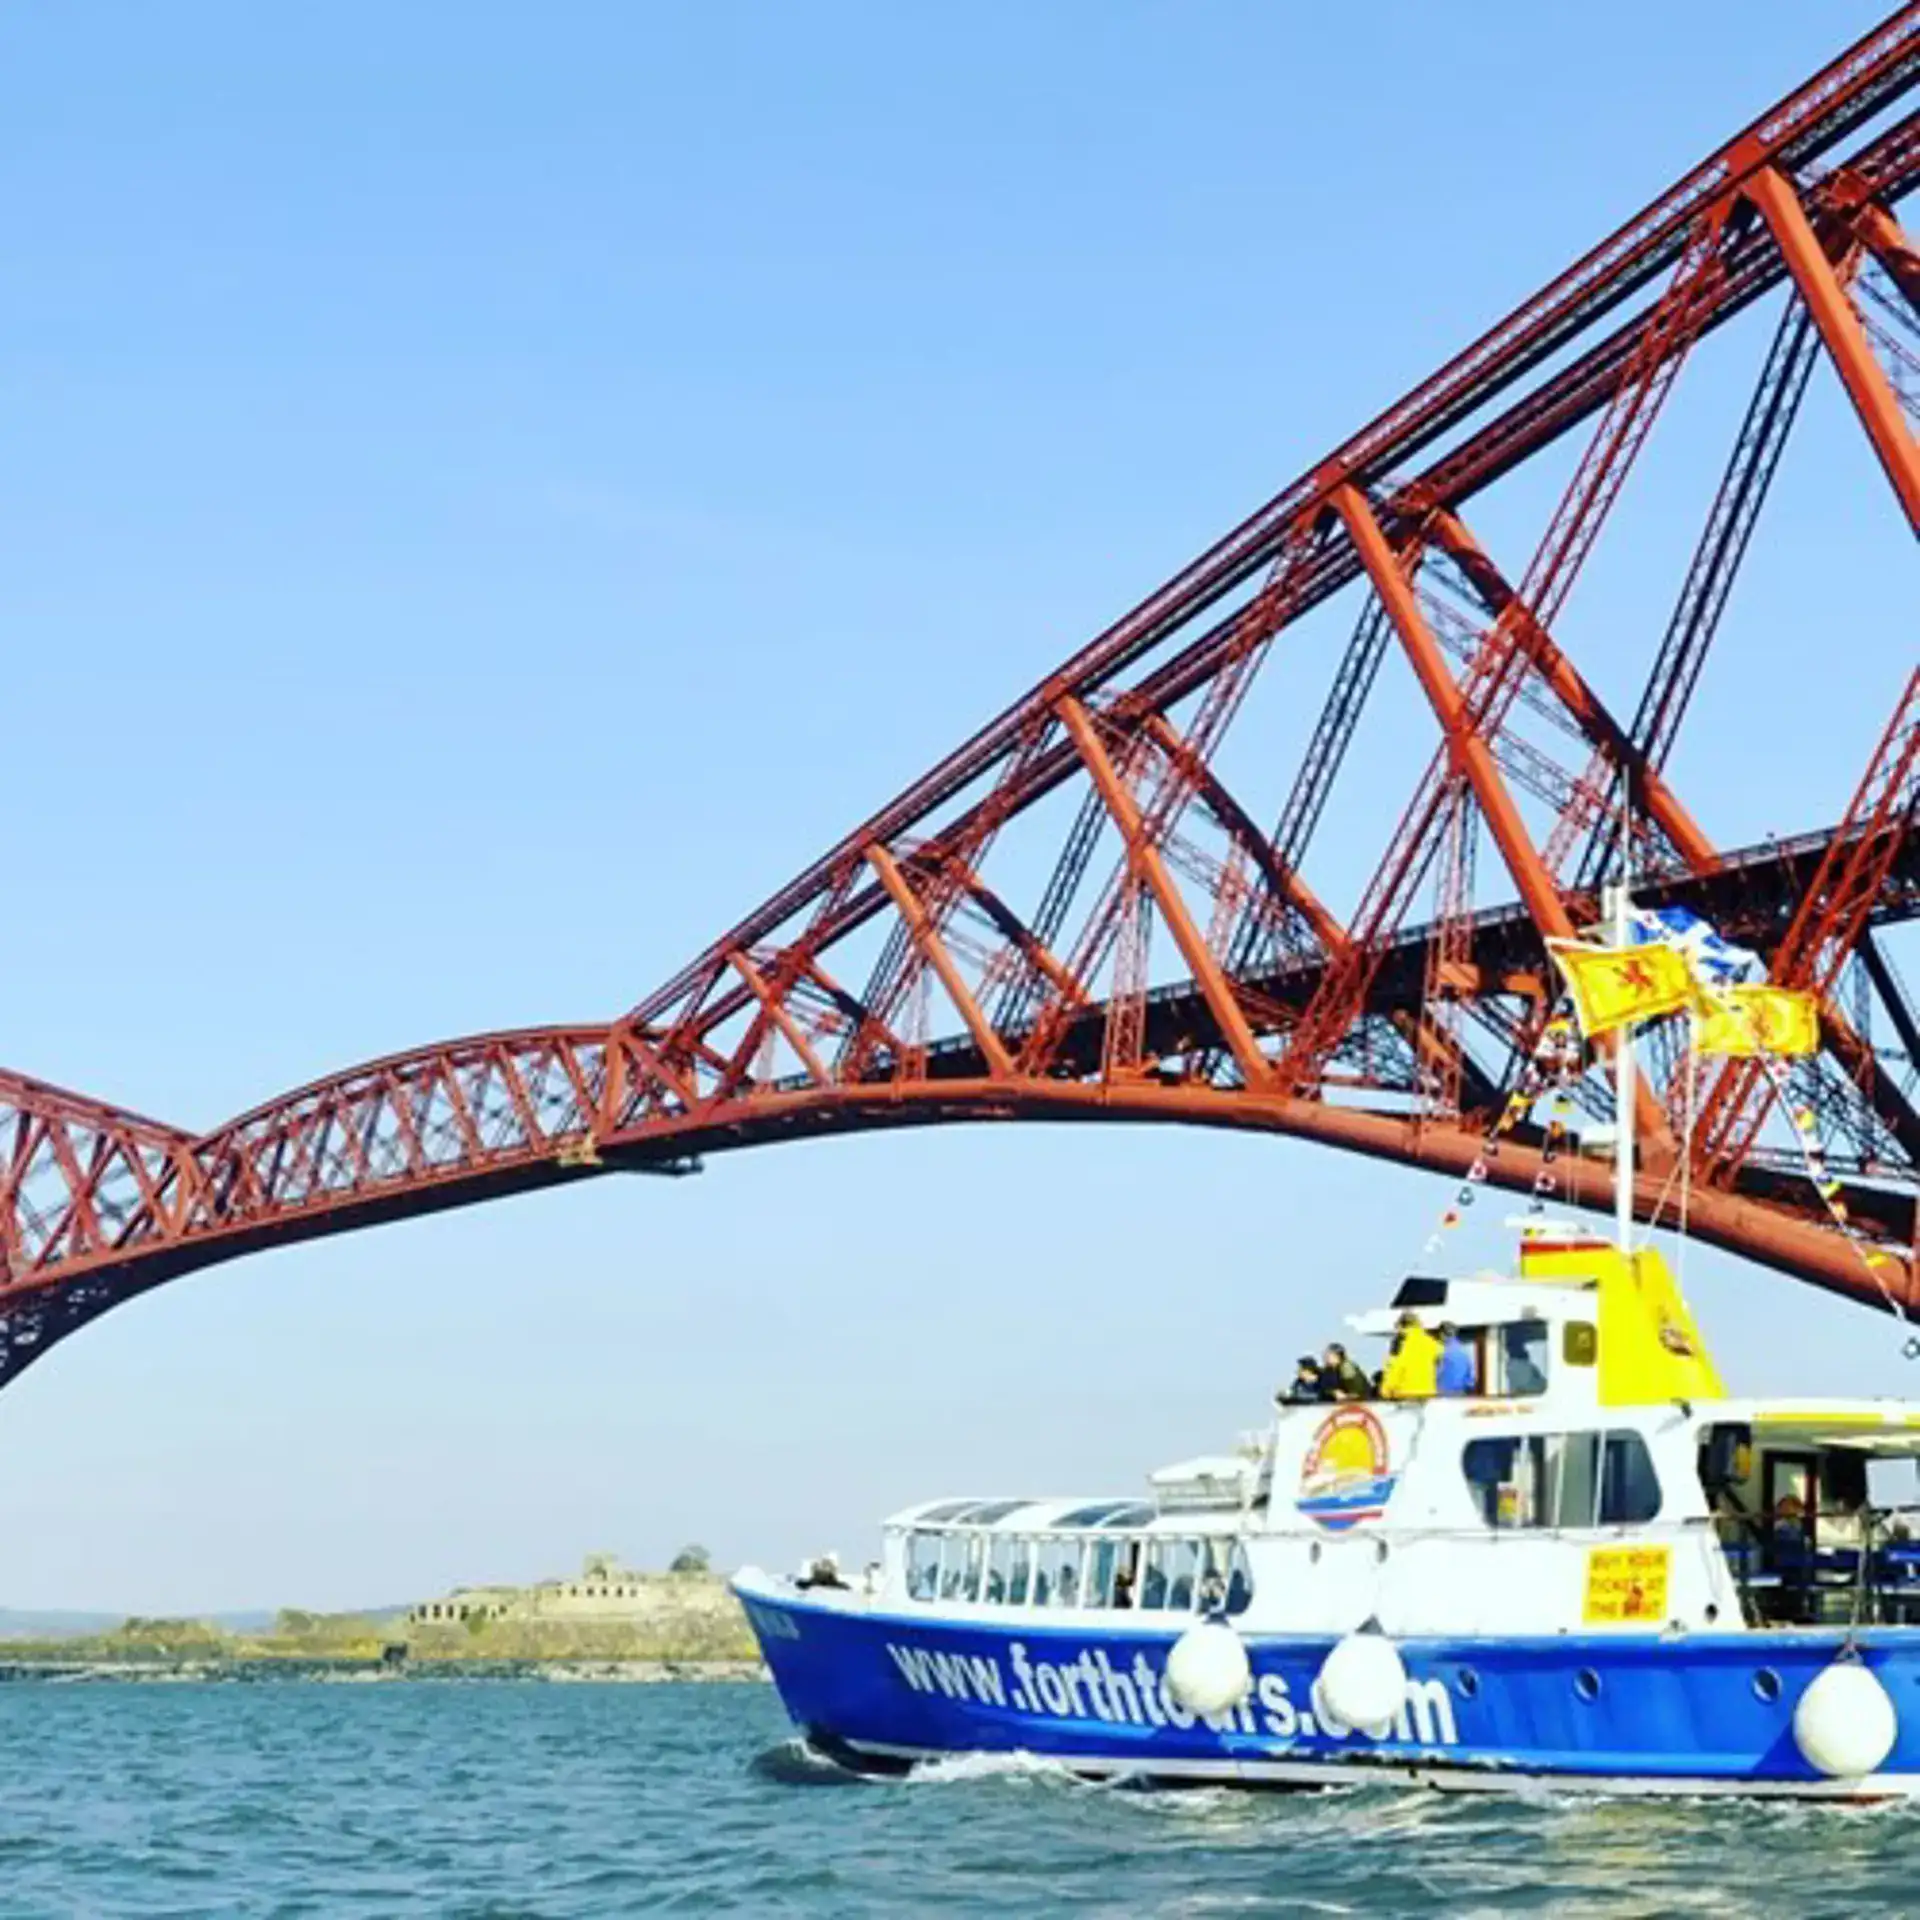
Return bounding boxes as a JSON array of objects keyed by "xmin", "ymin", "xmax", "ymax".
[{"xmin": 5, "ymin": 10, "xmax": 1920, "ymax": 1387}]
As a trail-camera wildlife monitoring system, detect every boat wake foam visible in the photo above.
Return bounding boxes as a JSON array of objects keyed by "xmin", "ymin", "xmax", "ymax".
[{"xmin": 904, "ymin": 1749, "xmax": 1107, "ymax": 1789}]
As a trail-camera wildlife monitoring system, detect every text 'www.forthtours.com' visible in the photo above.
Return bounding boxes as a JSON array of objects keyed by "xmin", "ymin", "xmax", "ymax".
[{"xmin": 883, "ymin": 1640, "xmax": 1457, "ymax": 1745}]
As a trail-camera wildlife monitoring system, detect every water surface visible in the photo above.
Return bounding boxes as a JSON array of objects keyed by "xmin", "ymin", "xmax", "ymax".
[{"xmin": 0, "ymin": 1680, "xmax": 1907, "ymax": 1915}]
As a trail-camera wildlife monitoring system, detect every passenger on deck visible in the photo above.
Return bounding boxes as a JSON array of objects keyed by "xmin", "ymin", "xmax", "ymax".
[
  {"xmin": 1820, "ymin": 1493, "xmax": 1867, "ymax": 1554},
  {"xmin": 798, "ymin": 1551, "xmax": 849, "ymax": 1591},
  {"xmin": 1767, "ymin": 1495, "xmax": 1815, "ymax": 1620},
  {"xmin": 1381, "ymin": 1312, "xmax": 1441, "ymax": 1399},
  {"xmin": 1280, "ymin": 1356, "xmax": 1324, "ymax": 1404},
  {"xmin": 1819, "ymin": 1452, "xmax": 1870, "ymax": 1553},
  {"xmin": 1319, "ymin": 1343, "xmax": 1370, "ymax": 1401},
  {"xmin": 1435, "ymin": 1322, "xmax": 1476, "ymax": 1396},
  {"xmin": 1768, "ymin": 1493, "xmax": 1810, "ymax": 1560}
]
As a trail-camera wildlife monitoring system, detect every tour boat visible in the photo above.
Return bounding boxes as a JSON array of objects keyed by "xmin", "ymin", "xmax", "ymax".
[{"xmin": 735, "ymin": 895, "xmax": 1920, "ymax": 1796}]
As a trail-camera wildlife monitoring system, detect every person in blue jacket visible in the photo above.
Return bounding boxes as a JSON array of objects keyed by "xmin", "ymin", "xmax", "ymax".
[{"xmin": 1436, "ymin": 1322, "xmax": 1477, "ymax": 1396}]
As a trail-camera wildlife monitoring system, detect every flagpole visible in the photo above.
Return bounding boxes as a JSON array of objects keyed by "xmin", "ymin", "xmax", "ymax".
[
  {"xmin": 1611, "ymin": 777, "xmax": 1636, "ymax": 1256},
  {"xmin": 1678, "ymin": 1020, "xmax": 1696, "ymax": 1289}
]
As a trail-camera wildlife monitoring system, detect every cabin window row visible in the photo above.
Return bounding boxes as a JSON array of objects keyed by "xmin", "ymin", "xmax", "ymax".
[
  {"xmin": 1463, "ymin": 1429, "xmax": 1662, "ymax": 1530},
  {"xmin": 905, "ymin": 1531, "xmax": 1253, "ymax": 1614}
]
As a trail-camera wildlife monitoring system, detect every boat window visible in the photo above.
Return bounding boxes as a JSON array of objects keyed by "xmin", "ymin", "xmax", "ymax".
[
  {"xmin": 984, "ymin": 1532, "xmax": 1025, "ymax": 1604},
  {"xmin": 1170, "ymin": 1540, "xmax": 1200, "ymax": 1611},
  {"xmin": 1465, "ymin": 1435, "xmax": 1538, "ymax": 1525},
  {"xmin": 1142, "ymin": 1537, "xmax": 1199, "ymax": 1611},
  {"xmin": 1463, "ymin": 1431, "xmax": 1662, "ymax": 1528},
  {"xmin": 1056, "ymin": 1541, "xmax": 1083, "ymax": 1608},
  {"xmin": 1052, "ymin": 1500, "xmax": 1157, "ymax": 1530},
  {"xmin": 1466, "ymin": 1443, "xmax": 1512, "ymax": 1528},
  {"xmin": 1054, "ymin": 1501, "xmax": 1130, "ymax": 1527},
  {"xmin": 1224, "ymin": 1541, "xmax": 1253, "ymax": 1616},
  {"xmin": 1137, "ymin": 1540, "xmax": 1164, "ymax": 1609},
  {"xmin": 955, "ymin": 1499, "xmax": 1030, "ymax": 1526},
  {"xmin": 939, "ymin": 1533, "xmax": 986, "ymax": 1601},
  {"xmin": 1871, "ymin": 1455, "xmax": 1919, "ymax": 1501},
  {"xmin": 906, "ymin": 1531, "xmax": 942, "ymax": 1601},
  {"xmin": 1560, "ymin": 1432, "xmax": 1601, "ymax": 1525},
  {"xmin": 1698, "ymin": 1421, "xmax": 1752, "ymax": 1499},
  {"xmin": 1032, "ymin": 1536, "xmax": 1082, "ymax": 1608},
  {"xmin": 1819, "ymin": 1449, "xmax": 1868, "ymax": 1515},
  {"xmin": 1191, "ymin": 1537, "xmax": 1253, "ymax": 1614},
  {"xmin": 1006, "ymin": 1536, "xmax": 1033, "ymax": 1606},
  {"xmin": 1563, "ymin": 1321, "xmax": 1598, "ymax": 1367},
  {"xmin": 1499, "ymin": 1321, "xmax": 1550, "ymax": 1396},
  {"xmin": 1085, "ymin": 1537, "xmax": 1121, "ymax": 1609},
  {"xmin": 916, "ymin": 1501, "xmax": 977, "ymax": 1524},
  {"xmin": 1600, "ymin": 1432, "xmax": 1662, "ymax": 1524}
]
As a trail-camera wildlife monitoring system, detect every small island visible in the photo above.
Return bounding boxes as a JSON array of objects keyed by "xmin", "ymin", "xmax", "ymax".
[{"xmin": 0, "ymin": 1550, "xmax": 764, "ymax": 1682}]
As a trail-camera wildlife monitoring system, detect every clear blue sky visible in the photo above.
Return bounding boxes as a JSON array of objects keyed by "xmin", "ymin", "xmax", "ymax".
[{"xmin": 2, "ymin": 2, "xmax": 1914, "ymax": 1611}]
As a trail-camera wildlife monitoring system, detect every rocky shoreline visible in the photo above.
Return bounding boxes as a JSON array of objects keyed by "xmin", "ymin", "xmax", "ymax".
[
  {"xmin": 0, "ymin": 1569, "xmax": 767, "ymax": 1680},
  {"xmin": 0, "ymin": 1655, "xmax": 767, "ymax": 1684}
]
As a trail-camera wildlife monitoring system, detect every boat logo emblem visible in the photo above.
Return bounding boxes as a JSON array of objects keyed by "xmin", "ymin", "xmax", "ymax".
[
  {"xmin": 1657, "ymin": 1317, "xmax": 1695, "ymax": 1357},
  {"xmin": 1297, "ymin": 1405, "xmax": 1397, "ymax": 1532}
]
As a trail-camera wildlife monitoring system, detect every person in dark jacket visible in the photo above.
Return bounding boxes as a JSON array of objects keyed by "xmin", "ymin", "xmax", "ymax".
[
  {"xmin": 1280, "ymin": 1355, "xmax": 1324, "ymax": 1404},
  {"xmin": 1320, "ymin": 1342, "xmax": 1371, "ymax": 1400}
]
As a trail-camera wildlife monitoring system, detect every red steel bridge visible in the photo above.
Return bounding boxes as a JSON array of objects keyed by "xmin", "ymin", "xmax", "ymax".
[{"xmin": 6, "ymin": 11, "xmax": 1920, "ymax": 1387}]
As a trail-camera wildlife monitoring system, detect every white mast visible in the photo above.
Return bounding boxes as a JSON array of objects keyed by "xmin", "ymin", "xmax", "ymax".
[{"xmin": 1610, "ymin": 781, "xmax": 1636, "ymax": 1254}]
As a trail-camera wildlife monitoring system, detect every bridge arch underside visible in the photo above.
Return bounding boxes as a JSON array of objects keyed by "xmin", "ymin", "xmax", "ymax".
[
  {"xmin": 5, "ymin": 821, "xmax": 1917, "ymax": 1393},
  {"xmin": 4, "ymin": 1073, "xmax": 1911, "ymax": 1399}
]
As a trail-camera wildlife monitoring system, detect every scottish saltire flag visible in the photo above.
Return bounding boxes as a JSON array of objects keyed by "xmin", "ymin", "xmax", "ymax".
[{"xmin": 1629, "ymin": 905, "xmax": 1757, "ymax": 987}]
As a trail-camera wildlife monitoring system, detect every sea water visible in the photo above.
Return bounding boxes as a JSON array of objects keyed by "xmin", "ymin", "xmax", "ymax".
[{"xmin": 0, "ymin": 1678, "xmax": 1909, "ymax": 1915}]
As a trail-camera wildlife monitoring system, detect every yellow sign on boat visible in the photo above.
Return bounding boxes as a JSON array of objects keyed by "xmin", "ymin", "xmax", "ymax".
[{"xmin": 1583, "ymin": 1546, "xmax": 1670, "ymax": 1624}]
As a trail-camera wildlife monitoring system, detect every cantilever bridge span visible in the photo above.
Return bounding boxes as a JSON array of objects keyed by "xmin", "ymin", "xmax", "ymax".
[{"xmin": 5, "ymin": 10, "xmax": 1920, "ymax": 1389}]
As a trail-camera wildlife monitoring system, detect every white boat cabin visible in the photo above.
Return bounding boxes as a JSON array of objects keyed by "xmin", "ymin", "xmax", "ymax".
[{"xmin": 868, "ymin": 1224, "xmax": 1920, "ymax": 1639}]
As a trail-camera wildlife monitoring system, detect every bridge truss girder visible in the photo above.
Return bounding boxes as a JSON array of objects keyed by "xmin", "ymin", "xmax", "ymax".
[{"xmin": 5, "ymin": 10, "xmax": 1920, "ymax": 1388}]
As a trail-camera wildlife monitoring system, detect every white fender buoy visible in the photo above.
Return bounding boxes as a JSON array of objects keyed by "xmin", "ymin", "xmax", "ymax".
[
  {"xmin": 1792, "ymin": 1660, "xmax": 1897, "ymax": 1778},
  {"xmin": 1314, "ymin": 1627, "xmax": 1407, "ymax": 1740},
  {"xmin": 1165, "ymin": 1621, "xmax": 1252, "ymax": 1716}
]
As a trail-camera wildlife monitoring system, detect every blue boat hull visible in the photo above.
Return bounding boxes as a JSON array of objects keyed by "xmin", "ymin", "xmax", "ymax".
[{"xmin": 737, "ymin": 1584, "xmax": 1920, "ymax": 1794}]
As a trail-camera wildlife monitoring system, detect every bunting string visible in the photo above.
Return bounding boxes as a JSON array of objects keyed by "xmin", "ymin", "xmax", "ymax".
[
  {"xmin": 1756, "ymin": 1054, "xmax": 1914, "ymax": 1339},
  {"xmin": 1420, "ymin": 1005, "xmax": 1582, "ymax": 1258},
  {"xmin": 1418, "ymin": 900, "xmax": 1916, "ymax": 1360}
]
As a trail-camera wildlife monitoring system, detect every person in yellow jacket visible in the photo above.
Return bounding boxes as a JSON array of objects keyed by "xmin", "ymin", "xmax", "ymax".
[{"xmin": 1381, "ymin": 1311, "xmax": 1441, "ymax": 1398}]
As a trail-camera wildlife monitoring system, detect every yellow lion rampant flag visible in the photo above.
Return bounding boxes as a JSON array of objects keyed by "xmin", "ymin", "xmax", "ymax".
[
  {"xmin": 1691, "ymin": 984, "xmax": 1821, "ymax": 1057},
  {"xmin": 1547, "ymin": 940, "xmax": 1693, "ymax": 1038}
]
